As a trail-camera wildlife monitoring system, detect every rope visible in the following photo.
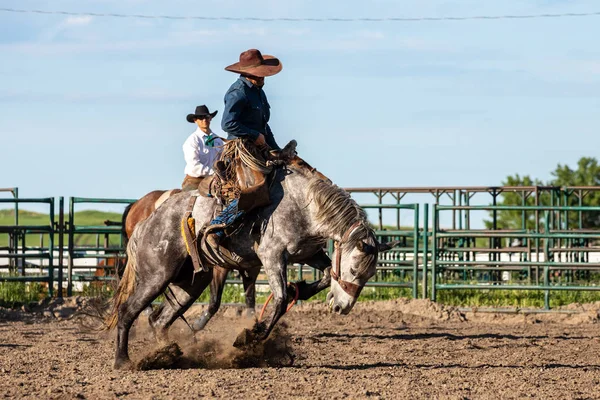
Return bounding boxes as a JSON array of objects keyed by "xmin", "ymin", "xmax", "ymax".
[
  {"xmin": 259, "ymin": 282, "xmax": 299, "ymax": 321},
  {"xmin": 221, "ymin": 140, "xmax": 272, "ymax": 175}
]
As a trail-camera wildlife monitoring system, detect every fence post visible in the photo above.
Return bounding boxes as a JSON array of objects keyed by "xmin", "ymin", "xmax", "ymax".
[
  {"xmin": 57, "ymin": 197, "xmax": 64, "ymax": 298},
  {"xmin": 422, "ymin": 203, "xmax": 429, "ymax": 299},
  {"xmin": 12, "ymin": 188, "xmax": 18, "ymax": 271},
  {"xmin": 67, "ymin": 197, "xmax": 74, "ymax": 297},
  {"xmin": 412, "ymin": 204, "xmax": 419, "ymax": 298},
  {"xmin": 46, "ymin": 198, "xmax": 54, "ymax": 297},
  {"xmin": 543, "ymin": 211, "xmax": 551, "ymax": 309},
  {"xmin": 431, "ymin": 205, "xmax": 438, "ymax": 302}
]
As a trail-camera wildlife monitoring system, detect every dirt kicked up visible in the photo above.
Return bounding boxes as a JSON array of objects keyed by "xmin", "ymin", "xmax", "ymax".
[{"xmin": 1, "ymin": 298, "xmax": 600, "ymax": 399}]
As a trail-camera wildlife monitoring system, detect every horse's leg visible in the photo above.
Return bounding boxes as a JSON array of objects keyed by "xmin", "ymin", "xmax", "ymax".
[
  {"xmin": 295, "ymin": 268, "xmax": 332, "ymax": 300},
  {"xmin": 148, "ymin": 301, "xmax": 168, "ymax": 335},
  {"xmin": 114, "ymin": 274, "xmax": 169, "ymax": 370},
  {"xmin": 191, "ymin": 266, "xmax": 229, "ymax": 331},
  {"xmin": 242, "ymin": 266, "xmax": 261, "ymax": 318},
  {"xmin": 147, "ymin": 259, "xmax": 196, "ymax": 333},
  {"xmin": 235, "ymin": 250, "xmax": 287, "ymax": 347},
  {"xmin": 150, "ymin": 269, "xmax": 213, "ymax": 341},
  {"xmin": 296, "ymin": 250, "xmax": 332, "ymax": 300}
]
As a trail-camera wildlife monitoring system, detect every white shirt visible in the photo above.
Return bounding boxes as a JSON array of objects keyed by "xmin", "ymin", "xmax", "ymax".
[{"xmin": 182, "ymin": 127, "xmax": 224, "ymax": 177}]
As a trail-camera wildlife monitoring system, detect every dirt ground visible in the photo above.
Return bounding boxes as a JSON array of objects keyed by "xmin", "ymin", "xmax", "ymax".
[{"xmin": 2, "ymin": 298, "xmax": 600, "ymax": 400}]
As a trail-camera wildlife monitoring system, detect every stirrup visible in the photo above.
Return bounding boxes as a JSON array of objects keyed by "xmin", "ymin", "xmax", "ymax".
[{"xmin": 200, "ymin": 225, "xmax": 244, "ymax": 267}]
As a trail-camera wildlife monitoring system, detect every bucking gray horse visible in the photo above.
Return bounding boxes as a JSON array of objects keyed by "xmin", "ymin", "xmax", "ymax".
[{"xmin": 105, "ymin": 155, "xmax": 396, "ymax": 370}]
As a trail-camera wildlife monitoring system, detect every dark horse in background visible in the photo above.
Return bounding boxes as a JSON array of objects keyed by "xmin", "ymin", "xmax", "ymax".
[{"xmin": 105, "ymin": 149, "xmax": 397, "ymax": 369}]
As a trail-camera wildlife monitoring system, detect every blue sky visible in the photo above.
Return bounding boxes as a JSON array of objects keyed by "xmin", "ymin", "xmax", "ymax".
[{"xmin": 1, "ymin": 0, "xmax": 600, "ymax": 221}]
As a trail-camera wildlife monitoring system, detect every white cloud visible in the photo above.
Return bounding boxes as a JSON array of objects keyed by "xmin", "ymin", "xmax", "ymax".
[
  {"xmin": 65, "ymin": 16, "xmax": 93, "ymax": 26},
  {"xmin": 37, "ymin": 16, "xmax": 94, "ymax": 43}
]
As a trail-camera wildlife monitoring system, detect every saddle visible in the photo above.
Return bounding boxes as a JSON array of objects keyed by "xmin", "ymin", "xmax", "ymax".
[
  {"xmin": 184, "ymin": 139, "xmax": 298, "ymax": 272},
  {"xmin": 198, "ymin": 139, "xmax": 297, "ymax": 209}
]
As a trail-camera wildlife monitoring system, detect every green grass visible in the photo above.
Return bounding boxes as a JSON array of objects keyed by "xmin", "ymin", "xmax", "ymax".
[
  {"xmin": 436, "ymin": 289, "xmax": 600, "ymax": 308},
  {"xmin": 0, "ymin": 208, "xmax": 123, "ymax": 247},
  {"xmin": 4, "ymin": 277, "xmax": 600, "ymax": 310},
  {"xmin": 0, "ymin": 280, "xmax": 45, "ymax": 307}
]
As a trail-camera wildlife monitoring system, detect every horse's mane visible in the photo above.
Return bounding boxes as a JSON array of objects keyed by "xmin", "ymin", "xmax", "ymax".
[{"xmin": 307, "ymin": 178, "xmax": 371, "ymax": 245}]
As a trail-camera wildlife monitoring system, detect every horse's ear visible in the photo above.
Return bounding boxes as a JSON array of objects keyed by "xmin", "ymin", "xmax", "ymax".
[
  {"xmin": 377, "ymin": 240, "xmax": 401, "ymax": 252},
  {"xmin": 356, "ymin": 241, "xmax": 377, "ymax": 255},
  {"xmin": 281, "ymin": 140, "xmax": 297, "ymax": 160}
]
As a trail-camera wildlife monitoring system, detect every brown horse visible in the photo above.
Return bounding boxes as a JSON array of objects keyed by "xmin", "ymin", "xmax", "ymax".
[
  {"xmin": 123, "ymin": 190, "xmax": 181, "ymax": 241},
  {"xmin": 92, "ymin": 253, "xmax": 127, "ymax": 293},
  {"xmin": 121, "ymin": 188, "xmax": 260, "ymax": 331}
]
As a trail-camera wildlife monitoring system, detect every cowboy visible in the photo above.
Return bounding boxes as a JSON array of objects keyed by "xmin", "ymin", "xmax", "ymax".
[
  {"xmin": 206, "ymin": 49, "xmax": 283, "ymax": 249},
  {"xmin": 181, "ymin": 105, "xmax": 224, "ymax": 191},
  {"xmin": 221, "ymin": 49, "xmax": 282, "ymax": 150}
]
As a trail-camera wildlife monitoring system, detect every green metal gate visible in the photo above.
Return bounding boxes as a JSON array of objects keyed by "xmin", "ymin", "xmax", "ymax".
[
  {"xmin": 430, "ymin": 204, "xmax": 600, "ymax": 309},
  {"xmin": 0, "ymin": 191, "xmax": 57, "ymax": 296},
  {"xmin": 66, "ymin": 197, "xmax": 135, "ymax": 296},
  {"xmin": 4, "ymin": 185, "xmax": 600, "ymax": 310}
]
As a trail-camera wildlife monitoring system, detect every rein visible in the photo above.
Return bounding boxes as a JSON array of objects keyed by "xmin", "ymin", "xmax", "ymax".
[
  {"xmin": 330, "ymin": 220, "xmax": 365, "ymax": 298},
  {"xmin": 222, "ymin": 139, "xmax": 273, "ymax": 175}
]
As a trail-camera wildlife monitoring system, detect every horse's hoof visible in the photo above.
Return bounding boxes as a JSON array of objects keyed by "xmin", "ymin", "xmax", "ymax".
[
  {"xmin": 191, "ymin": 318, "xmax": 208, "ymax": 332},
  {"xmin": 113, "ymin": 358, "xmax": 134, "ymax": 370}
]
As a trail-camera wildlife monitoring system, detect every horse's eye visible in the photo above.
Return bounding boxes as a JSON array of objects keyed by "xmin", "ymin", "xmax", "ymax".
[{"xmin": 350, "ymin": 267, "xmax": 357, "ymax": 276}]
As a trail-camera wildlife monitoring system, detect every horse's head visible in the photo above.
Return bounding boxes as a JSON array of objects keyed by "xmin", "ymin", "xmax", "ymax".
[
  {"xmin": 327, "ymin": 224, "xmax": 398, "ymax": 315},
  {"xmin": 302, "ymin": 174, "xmax": 398, "ymax": 314}
]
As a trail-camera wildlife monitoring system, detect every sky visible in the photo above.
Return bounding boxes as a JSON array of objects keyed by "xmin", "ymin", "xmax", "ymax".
[{"xmin": 1, "ymin": 0, "xmax": 600, "ymax": 223}]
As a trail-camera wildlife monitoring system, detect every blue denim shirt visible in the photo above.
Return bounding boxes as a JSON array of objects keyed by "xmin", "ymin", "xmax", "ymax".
[{"xmin": 221, "ymin": 77, "xmax": 280, "ymax": 150}]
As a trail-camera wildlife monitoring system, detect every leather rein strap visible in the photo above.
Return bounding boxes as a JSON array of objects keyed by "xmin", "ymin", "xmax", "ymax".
[{"xmin": 330, "ymin": 221, "xmax": 365, "ymax": 298}]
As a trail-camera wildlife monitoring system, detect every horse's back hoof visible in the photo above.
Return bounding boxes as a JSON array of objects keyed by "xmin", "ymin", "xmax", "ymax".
[
  {"xmin": 113, "ymin": 358, "xmax": 134, "ymax": 370},
  {"xmin": 191, "ymin": 317, "xmax": 208, "ymax": 332}
]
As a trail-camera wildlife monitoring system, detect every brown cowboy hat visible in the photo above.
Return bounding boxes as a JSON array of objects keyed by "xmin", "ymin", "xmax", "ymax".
[
  {"xmin": 186, "ymin": 105, "xmax": 218, "ymax": 123},
  {"xmin": 225, "ymin": 49, "xmax": 282, "ymax": 77}
]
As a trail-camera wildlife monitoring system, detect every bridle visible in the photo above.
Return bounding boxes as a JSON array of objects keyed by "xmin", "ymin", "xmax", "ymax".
[{"xmin": 330, "ymin": 220, "xmax": 366, "ymax": 298}]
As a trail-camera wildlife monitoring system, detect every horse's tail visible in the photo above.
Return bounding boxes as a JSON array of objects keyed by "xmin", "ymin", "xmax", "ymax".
[
  {"xmin": 121, "ymin": 202, "xmax": 134, "ymax": 247},
  {"xmin": 104, "ymin": 237, "xmax": 138, "ymax": 331},
  {"xmin": 116, "ymin": 202, "xmax": 134, "ymax": 279}
]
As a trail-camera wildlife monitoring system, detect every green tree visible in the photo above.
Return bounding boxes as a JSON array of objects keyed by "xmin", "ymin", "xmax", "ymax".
[
  {"xmin": 484, "ymin": 174, "xmax": 545, "ymax": 230},
  {"xmin": 486, "ymin": 157, "xmax": 600, "ymax": 230},
  {"xmin": 550, "ymin": 157, "xmax": 600, "ymax": 228}
]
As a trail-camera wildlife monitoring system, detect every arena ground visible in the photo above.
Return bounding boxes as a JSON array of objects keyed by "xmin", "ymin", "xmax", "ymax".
[{"xmin": 1, "ymin": 298, "xmax": 600, "ymax": 399}]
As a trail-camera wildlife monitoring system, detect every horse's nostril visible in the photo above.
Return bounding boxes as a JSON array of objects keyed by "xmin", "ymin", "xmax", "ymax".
[{"xmin": 333, "ymin": 304, "xmax": 342, "ymax": 314}]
